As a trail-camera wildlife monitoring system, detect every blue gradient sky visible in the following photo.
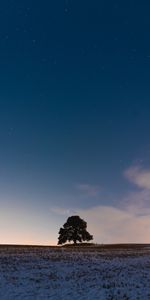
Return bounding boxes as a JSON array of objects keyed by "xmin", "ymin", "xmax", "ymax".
[{"xmin": 1, "ymin": 1, "xmax": 150, "ymax": 244}]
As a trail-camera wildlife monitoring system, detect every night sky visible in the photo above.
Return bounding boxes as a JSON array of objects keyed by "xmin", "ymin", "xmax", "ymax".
[{"xmin": 1, "ymin": 0, "xmax": 150, "ymax": 244}]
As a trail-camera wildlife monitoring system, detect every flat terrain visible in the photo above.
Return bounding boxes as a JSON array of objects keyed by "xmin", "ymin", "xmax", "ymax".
[{"xmin": 0, "ymin": 244, "xmax": 150, "ymax": 299}]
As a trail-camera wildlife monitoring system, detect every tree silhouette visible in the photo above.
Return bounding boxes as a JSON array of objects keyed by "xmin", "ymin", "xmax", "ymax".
[{"xmin": 58, "ymin": 215, "xmax": 93, "ymax": 245}]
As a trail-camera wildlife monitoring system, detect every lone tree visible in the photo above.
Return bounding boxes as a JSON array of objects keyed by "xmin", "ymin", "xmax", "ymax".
[{"xmin": 58, "ymin": 215, "xmax": 93, "ymax": 245}]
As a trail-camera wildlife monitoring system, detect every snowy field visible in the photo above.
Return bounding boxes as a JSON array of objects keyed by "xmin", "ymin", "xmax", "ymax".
[{"xmin": 0, "ymin": 245, "xmax": 150, "ymax": 300}]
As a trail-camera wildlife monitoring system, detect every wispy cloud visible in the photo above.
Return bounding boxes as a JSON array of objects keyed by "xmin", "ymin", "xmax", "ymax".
[
  {"xmin": 76, "ymin": 183, "xmax": 101, "ymax": 197},
  {"xmin": 124, "ymin": 166, "xmax": 150, "ymax": 189},
  {"xmin": 122, "ymin": 165, "xmax": 150, "ymax": 218},
  {"xmin": 122, "ymin": 189, "xmax": 150, "ymax": 216},
  {"xmin": 50, "ymin": 207, "xmax": 72, "ymax": 216}
]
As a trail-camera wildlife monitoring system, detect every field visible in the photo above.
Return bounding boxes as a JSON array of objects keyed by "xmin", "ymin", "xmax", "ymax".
[{"xmin": 0, "ymin": 244, "xmax": 150, "ymax": 299}]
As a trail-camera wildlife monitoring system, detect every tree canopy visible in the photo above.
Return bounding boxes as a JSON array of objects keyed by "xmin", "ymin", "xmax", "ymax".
[{"xmin": 58, "ymin": 215, "xmax": 93, "ymax": 245}]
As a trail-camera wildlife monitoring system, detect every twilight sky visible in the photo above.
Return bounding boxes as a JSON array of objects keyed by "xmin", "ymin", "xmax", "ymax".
[{"xmin": 1, "ymin": 0, "xmax": 150, "ymax": 244}]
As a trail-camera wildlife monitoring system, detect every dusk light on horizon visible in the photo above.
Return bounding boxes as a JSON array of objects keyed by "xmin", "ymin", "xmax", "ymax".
[{"xmin": 1, "ymin": 0, "xmax": 150, "ymax": 245}]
